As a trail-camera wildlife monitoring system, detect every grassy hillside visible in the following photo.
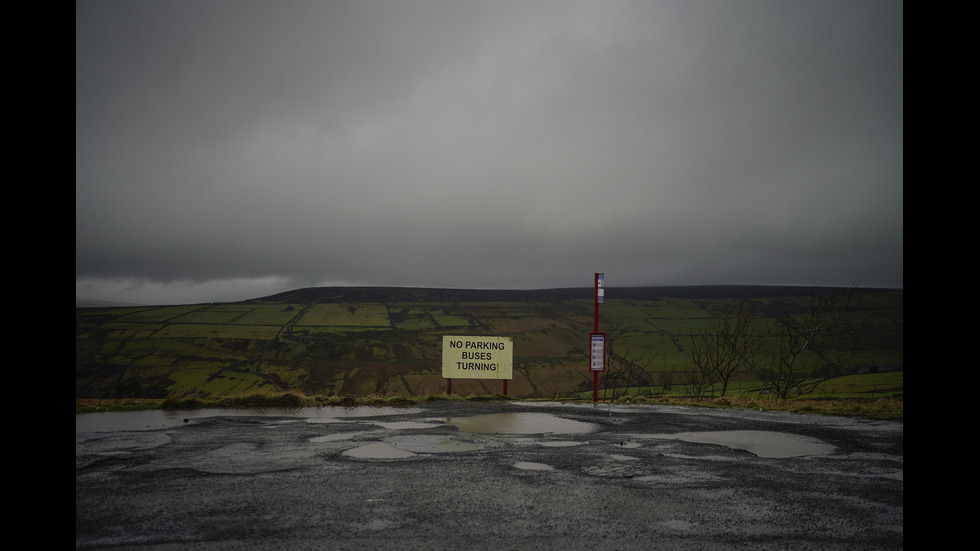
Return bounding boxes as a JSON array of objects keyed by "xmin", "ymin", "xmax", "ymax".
[{"xmin": 75, "ymin": 286, "xmax": 902, "ymax": 402}]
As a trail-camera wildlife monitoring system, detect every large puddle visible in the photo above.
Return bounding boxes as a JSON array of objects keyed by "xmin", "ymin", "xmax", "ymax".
[
  {"xmin": 654, "ymin": 430, "xmax": 836, "ymax": 458},
  {"xmin": 338, "ymin": 413, "xmax": 595, "ymax": 460},
  {"xmin": 446, "ymin": 413, "xmax": 598, "ymax": 435},
  {"xmin": 75, "ymin": 406, "xmax": 422, "ymax": 433},
  {"xmin": 342, "ymin": 442, "xmax": 418, "ymax": 460}
]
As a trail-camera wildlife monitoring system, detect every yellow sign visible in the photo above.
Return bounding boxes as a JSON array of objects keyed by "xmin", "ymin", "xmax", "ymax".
[{"xmin": 442, "ymin": 335, "xmax": 513, "ymax": 380}]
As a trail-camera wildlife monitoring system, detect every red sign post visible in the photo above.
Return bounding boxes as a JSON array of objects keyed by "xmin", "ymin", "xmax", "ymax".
[{"xmin": 591, "ymin": 273, "xmax": 605, "ymax": 402}]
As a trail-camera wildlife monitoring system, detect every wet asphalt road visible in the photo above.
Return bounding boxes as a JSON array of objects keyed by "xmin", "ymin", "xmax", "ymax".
[{"xmin": 76, "ymin": 401, "xmax": 903, "ymax": 550}]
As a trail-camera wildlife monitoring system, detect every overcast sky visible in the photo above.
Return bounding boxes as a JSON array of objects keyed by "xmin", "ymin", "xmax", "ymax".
[{"xmin": 76, "ymin": 0, "xmax": 903, "ymax": 305}]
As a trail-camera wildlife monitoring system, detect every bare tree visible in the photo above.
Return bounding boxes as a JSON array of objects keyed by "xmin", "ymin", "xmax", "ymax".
[
  {"xmin": 688, "ymin": 299, "xmax": 765, "ymax": 397},
  {"xmin": 602, "ymin": 347, "xmax": 657, "ymax": 400},
  {"xmin": 659, "ymin": 366, "xmax": 677, "ymax": 396},
  {"xmin": 683, "ymin": 357, "xmax": 715, "ymax": 398},
  {"xmin": 752, "ymin": 285, "xmax": 860, "ymax": 399}
]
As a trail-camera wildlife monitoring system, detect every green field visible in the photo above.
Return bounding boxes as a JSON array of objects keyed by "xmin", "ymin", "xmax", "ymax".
[{"xmin": 76, "ymin": 286, "xmax": 902, "ymax": 402}]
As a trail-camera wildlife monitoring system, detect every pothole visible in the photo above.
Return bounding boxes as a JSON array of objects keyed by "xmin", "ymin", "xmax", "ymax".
[
  {"xmin": 446, "ymin": 413, "xmax": 598, "ymax": 434},
  {"xmin": 655, "ymin": 430, "xmax": 836, "ymax": 458},
  {"xmin": 310, "ymin": 430, "xmax": 381, "ymax": 443},
  {"xmin": 340, "ymin": 434, "xmax": 498, "ymax": 459},
  {"xmin": 387, "ymin": 435, "xmax": 494, "ymax": 454},
  {"xmin": 583, "ymin": 462, "xmax": 653, "ymax": 478},
  {"xmin": 372, "ymin": 421, "xmax": 444, "ymax": 430},
  {"xmin": 342, "ymin": 442, "xmax": 417, "ymax": 460}
]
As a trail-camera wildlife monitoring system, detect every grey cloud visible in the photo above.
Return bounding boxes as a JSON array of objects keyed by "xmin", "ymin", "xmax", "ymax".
[{"xmin": 77, "ymin": 0, "xmax": 902, "ymax": 304}]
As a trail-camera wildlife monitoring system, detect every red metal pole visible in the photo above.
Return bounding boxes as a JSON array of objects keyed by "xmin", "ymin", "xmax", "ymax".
[
  {"xmin": 503, "ymin": 379, "xmax": 508, "ymax": 396},
  {"xmin": 593, "ymin": 273, "xmax": 600, "ymax": 403},
  {"xmin": 447, "ymin": 378, "xmax": 452, "ymax": 396}
]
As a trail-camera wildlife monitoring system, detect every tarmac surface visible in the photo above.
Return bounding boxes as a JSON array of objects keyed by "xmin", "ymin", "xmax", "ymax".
[{"xmin": 75, "ymin": 400, "xmax": 903, "ymax": 550}]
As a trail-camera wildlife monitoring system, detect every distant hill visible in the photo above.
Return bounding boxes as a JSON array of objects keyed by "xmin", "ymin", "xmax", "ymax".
[
  {"xmin": 76, "ymin": 285, "xmax": 903, "ymax": 401},
  {"xmin": 251, "ymin": 285, "xmax": 894, "ymax": 304},
  {"xmin": 76, "ymin": 298, "xmax": 143, "ymax": 308}
]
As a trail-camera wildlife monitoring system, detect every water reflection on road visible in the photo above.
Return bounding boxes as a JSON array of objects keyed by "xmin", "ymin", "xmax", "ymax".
[
  {"xmin": 75, "ymin": 406, "xmax": 423, "ymax": 433},
  {"xmin": 446, "ymin": 412, "xmax": 598, "ymax": 434},
  {"xmin": 76, "ymin": 407, "xmax": 835, "ymax": 460}
]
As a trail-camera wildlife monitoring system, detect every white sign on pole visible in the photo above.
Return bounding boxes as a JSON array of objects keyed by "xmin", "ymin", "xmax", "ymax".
[
  {"xmin": 597, "ymin": 273, "xmax": 604, "ymax": 303},
  {"xmin": 442, "ymin": 335, "xmax": 514, "ymax": 380},
  {"xmin": 590, "ymin": 332, "xmax": 605, "ymax": 372}
]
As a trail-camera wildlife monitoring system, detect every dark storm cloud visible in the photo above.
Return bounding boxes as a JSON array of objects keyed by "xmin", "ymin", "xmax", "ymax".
[{"xmin": 76, "ymin": 0, "xmax": 902, "ymax": 304}]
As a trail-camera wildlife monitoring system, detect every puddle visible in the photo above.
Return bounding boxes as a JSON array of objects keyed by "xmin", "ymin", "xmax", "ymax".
[
  {"xmin": 372, "ymin": 421, "xmax": 443, "ymax": 430},
  {"xmin": 340, "ymin": 435, "xmax": 495, "ymax": 459},
  {"xmin": 387, "ymin": 435, "xmax": 492, "ymax": 454},
  {"xmin": 76, "ymin": 406, "xmax": 422, "ymax": 433},
  {"xmin": 76, "ymin": 410, "xmax": 211, "ymax": 432},
  {"xmin": 301, "ymin": 406, "xmax": 423, "ymax": 418},
  {"xmin": 661, "ymin": 453, "xmax": 738, "ymax": 462},
  {"xmin": 310, "ymin": 430, "xmax": 381, "ymax": 443},
  {"xmin": 447, "ymin": 413, "xmax": 598, "ymax": 435},
  {"xmin": 342, "ymin": 442, "xmax": 417, "ymax": 459},
  {"xmin": 304, "ymin": 407, "xmax": 425, "ymax": 425},
  {"xmin": 657, "ymin": 430, "xmax": 836, "ymax": 458},
  {"xmin": 608, "ymin": 454, "xmax": 639, "ymax": 461}
]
